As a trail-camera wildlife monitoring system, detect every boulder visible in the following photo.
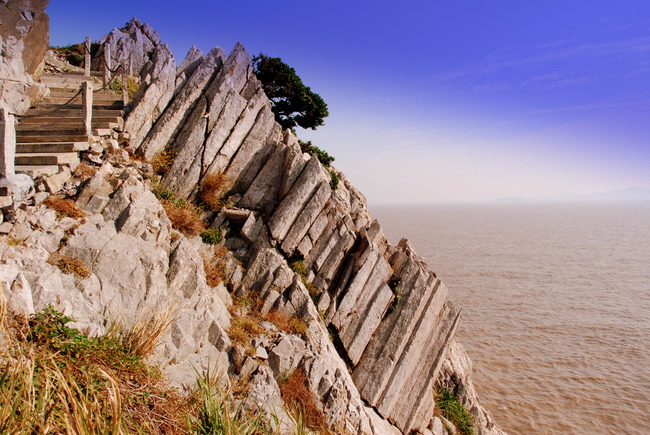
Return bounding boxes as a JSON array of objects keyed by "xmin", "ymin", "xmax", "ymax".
[{"xmin": 0, "ymin": 0, "xmax": 49, "ymax": 113}]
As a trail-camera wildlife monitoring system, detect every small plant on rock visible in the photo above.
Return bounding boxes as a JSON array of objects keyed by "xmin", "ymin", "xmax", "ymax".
[
  {"xmin": 200, "ymin": 172, "xmax": 232, "ymax": 211},
  {"xmin": 436, "ymin": 389, "xmax": 475, "ymax": 435},
  {"xmin": 43, "ymin": 197, "xmax": 86, "ymax": 220},
  {"xmin": 278, "ymin": 369, "xmax": 329, "ymax": 432},
  {"xmin": 48, "ymin": 253, "xmax": 91, "ymax": 279},
  {"xmin": 201, "ymin": 227, "xmax": 224, "ymax": 245}
]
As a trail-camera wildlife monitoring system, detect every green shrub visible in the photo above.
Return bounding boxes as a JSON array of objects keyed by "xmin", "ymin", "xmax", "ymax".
[
  {"xmin": 201, "ymin": 228, "xmax": 224, "ymax": 245},
  {"xmin": 299, "ymin": 140, "xmax": 335, "ymax": 166},
  {"xmin": 328, "ymin": 168, "xmax": 339, "ymax": 190},
  {"xmin": 436, "ymin": 389, "xmax": 475, "ymax": 435}
]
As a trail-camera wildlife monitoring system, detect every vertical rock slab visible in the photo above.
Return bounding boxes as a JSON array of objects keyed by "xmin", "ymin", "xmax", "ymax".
[
  {"xmin": 123, "ymin": 43, "xmax": 176, "ymax": 150},
  {"xmin": 268, "ymin": 156, "xmax": 329, "ymax": 243},
  {"xmin": 163, "ymin": 44, "xmax": 266, "ymax": 199},
  {"xmin": 137, "ymin": 46, "xmax": 226, "ymax": 160}
]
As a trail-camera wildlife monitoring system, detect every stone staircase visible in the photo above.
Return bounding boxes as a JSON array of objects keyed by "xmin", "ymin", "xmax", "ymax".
[{"xmin": 14, "ymin": 71, "xmax": 125, "ymax": 178}]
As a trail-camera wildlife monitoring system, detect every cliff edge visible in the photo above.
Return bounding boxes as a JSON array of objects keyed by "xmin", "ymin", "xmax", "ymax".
[{"xmin": 0, "ymin": 8, "xmax": 505, "ymax": 435}]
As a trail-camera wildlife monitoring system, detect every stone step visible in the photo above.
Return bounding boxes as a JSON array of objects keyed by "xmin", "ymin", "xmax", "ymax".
[
  {"xmin": 16, "ymin": 133, "xmax": 89, "ymax": 143},
  {"xmin": 15, "ymin": 165, "xmax": 61, "ymax": 178},
  {"xmin": 33, "ymin": 102, "xmax": 125, "ymax": 110},
  {"xmin": 41, "ymin": 96, "xmax": 123, "ymax": 106},
  {"xmin": 17, "ymin": 116, "xmax": 122, "ymax": 125},
  {"xmin": 48, "ymin": 88, "xmax": 120, "ymax": 96},
  {"xmin": 15, "ymin": 153, "xmax": 80, "ymax": 167},
  {"xmin": 15, "ymin": 121, "xmax": 121, "ymax": 131},
  {"xmin": 48, "ymin": 90, "xmax": 119, "ymax": 98},
  {"xmin": 16, "ymin": 142, "xmax": 90, "ymax": 153},
  {"xmin": 17, "ymin": 128, "xmax": 87, "ymax": 136},
  {"xmin": 21, "ymin": 109, "xmax": 124, "ymax": 118},
  {"xmin": 41, "ymin": 76, "xmax": 103, "ymax": 91}
]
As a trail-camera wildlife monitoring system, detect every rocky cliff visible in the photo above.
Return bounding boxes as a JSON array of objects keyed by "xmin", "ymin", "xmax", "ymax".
[
  {"xmin": 0, "ymin": 0, "xmax": 49, "ymax": 113},
  {"xmin": 0, "ymin": 11, "xmax": 505, "ymax": 435}
]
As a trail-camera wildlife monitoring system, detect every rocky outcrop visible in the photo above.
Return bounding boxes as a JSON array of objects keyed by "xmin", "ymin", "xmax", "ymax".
[
  {"xmin": 0, "ymin": 16, "xmax": 506, "ymax": 435},
  {"xmin": 0, "ymin": 0, "xmax": 49, "ymax": 113},
  {"xmin": 438, "ymin": 340, "xmax": 507, "ymax": 435},
  {"xmin": 120, "ymin": 33, "xmax": 503, "ymax": 433}
]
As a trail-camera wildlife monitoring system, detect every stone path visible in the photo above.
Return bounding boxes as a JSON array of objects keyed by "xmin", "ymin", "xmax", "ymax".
[{"xmin": 14, "ymin": 71, "xmax": 124, "ymax": 178}]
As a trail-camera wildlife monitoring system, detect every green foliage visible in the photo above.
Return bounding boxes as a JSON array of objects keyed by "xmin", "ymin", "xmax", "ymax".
[
  {"xmin": 253, "ymin": 54, "xmax": 329, "ymax": 130},
  {"xmin": 299, "ymin": 140, "xmax": 335, "ymax": 166},
  {"xmin": 190, "ymin": 368, "xmax": 270, "ymax": 435},
  {"xmin": 298, "ymin": 140, "xmax": 338, "ymax": 190},
  {"xmin": 328, "ymin": 168, "xmax": 339, "ymax": 190},
  {"xmin": 51, "ymin": 42, "xmax": 99, "ymax": 67},
  {"xmin": 201, "ymin": 228, "xmax": 224, "ymax": 245},
  {"xmin": 107, "ymin": 76, "xmax": 140, "ymax": 103},
  {"xmin": 289, "ymin": 257, "xmax": 321, "ymax": 303},
  {"xmin": 289, "ymin": 258, "xmax": 309, "ymax": 277},
  {"xmin": 437, "ymin": 389, "xmax": 475, "ymax": 435},
  {"xmin": 27, "ymin": 306, "xmax": 140, "ymax": 368}
]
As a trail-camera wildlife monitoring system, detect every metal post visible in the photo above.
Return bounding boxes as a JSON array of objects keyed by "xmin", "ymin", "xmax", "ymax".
[
  {"xmin": 84, "ymin": 36, "xmax": 91, "ymax": 77},
  {"xmin": 0, "ymin": 108, "xmax": 16, "ymax": 178},
  {"xmin": 103, "ymin": 43, "xmax": 112, "ymax": 88},
  {"xmin": 82, "ymin": 81, "xmax": 93, "ymax": 137}
]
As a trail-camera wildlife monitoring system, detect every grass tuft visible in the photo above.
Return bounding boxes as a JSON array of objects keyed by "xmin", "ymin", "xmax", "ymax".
[
  {"xmin": 114, "ymin": 304, "xmax": 176, "ymax": 360},
  {"xmin": 48, "ymin": 253, "xmax": 91, "ymax": 279},
  {"xmin": 202, "ymin": 245, "xmax": 230, "ymax": 287},
  {"xmin": 266, "ymin": 310, "xmax": 307, "ymax": 336},
  {"xmin": 151, "ymin": 149, "xmax": 178, "ymax": 175},
  {"xmin": 189, "ymin": 366, "xmax": 271, "ymax": 434},
  {"xmin": 0, "ymin": 305, "xmax": 188, "ymax": 434},
  {"xmin": 201, "ymin": 227, "xmax": 223, "ymax": 245},
  {"xmin": 278, "ymin": 369, "xmax": 328, "ymax": 432},
  {"xmin": 162, "ymin": 199, "xmax": 206, "ymax": 237},
  {"xmin": 199, "ymin": 173, "xmax": 232, "ymax": 211},
  {"xmin": 436, "ymin": 389, "xmax": 475, "ymax": 435},
  {"xmin": 43, "ymin": 197, "xmax": 86, "ymax": 220}
]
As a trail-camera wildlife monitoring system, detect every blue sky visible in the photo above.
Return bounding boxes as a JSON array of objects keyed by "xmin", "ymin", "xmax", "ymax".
[{"xmin": 47, "ymin": 1, "xmax": 650, "ymax": 203}]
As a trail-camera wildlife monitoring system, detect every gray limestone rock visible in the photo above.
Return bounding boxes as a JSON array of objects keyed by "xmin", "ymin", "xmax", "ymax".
[
  {"xmin": 123, "ymin": 43, "xmax": 176, "ymax": 151},
  {"xmin": 0, "ymin": 0, "xmax": 49, "ymax": 113},
  {"xmin": 137, "ymin": 46, "xmax": 226, "ymax": 160}
]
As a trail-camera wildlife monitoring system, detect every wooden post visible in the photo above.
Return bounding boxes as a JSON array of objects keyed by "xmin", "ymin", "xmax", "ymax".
[
  {"xmin": 82, "ymin": 81, "xmax": 93, "ymax": 137},
  {"xmin": 0, "ymin": 108, "xmax": 16, "ymax": 178},
  {"xmin": 84, "ymin": 36, "xmax": 91, "ymax": 77},
  {"xmin": 103, "ymin": 43, "xmax": 112, "ymax": 88},
  {"xmin": 122, "ymin": 73, "xmax": 129, "ymax": 106}
]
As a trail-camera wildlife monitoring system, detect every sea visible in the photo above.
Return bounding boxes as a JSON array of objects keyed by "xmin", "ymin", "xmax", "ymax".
[{"xmin": 371, "ymin": 202, "xmax": 650, "ymax": 435}]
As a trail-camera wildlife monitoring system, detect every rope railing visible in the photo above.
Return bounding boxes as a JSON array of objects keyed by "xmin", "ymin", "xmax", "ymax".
[{"xmin": 10, "ymin": 88, "xmax": 84, "ymax": 119}]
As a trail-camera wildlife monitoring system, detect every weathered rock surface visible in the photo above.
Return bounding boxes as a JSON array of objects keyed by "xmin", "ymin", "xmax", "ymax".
[
  {"xmin": 0, "ymin": 0, "xmax": 49, "ymax": 113},
  {"xmin": 0, "ymin": 16, "xmax": 507, "ymax": 435}
]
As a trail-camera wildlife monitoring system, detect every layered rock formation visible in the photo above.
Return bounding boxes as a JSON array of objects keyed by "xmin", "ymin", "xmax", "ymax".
[{"xmin": 0, "ymin": 12, "xmax": 506, "ymax": 435}]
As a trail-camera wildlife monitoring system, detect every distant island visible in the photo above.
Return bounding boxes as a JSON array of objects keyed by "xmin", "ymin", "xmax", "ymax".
[{"xmin": 494, "ymin": 187, "xmax": 650, "ymax": 202}]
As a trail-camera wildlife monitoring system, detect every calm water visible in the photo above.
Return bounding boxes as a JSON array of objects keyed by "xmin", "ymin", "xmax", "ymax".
[{"xmin": 371, "ymin": 202, "xmax": 650, "ymax": 435}]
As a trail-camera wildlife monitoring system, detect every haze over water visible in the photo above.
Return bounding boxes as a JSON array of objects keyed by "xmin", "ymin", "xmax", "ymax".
[{"xmin": 372, "ymin": 202, "xmax": 650, "ymax": 435}]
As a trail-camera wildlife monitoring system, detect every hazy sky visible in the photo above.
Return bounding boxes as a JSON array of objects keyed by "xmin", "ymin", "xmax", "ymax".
[{"xmin": 47, "ymin": 1, "xmax": 650, "ymax": 203}]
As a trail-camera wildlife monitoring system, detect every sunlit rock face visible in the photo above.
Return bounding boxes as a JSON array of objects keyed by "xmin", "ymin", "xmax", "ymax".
[
  {"xmin": 2, "ymin": 13, "xmax": 507, "ymax": 434},
  {"xmin": 0, "ymin": 0, "xmax": 49, "ymax": 113}
]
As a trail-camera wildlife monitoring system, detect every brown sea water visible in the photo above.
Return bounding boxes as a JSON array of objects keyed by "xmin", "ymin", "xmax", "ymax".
[{"xmin": 371, "ymin": 202, "xmax": 650, "ymax": 435}]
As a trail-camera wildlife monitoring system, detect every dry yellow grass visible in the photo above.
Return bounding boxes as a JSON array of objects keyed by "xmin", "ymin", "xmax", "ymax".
[
  {"xmin": 202, "ymin": 245, "xmax": 230, "ymax": 287},
  {"xmin": 279, "ymin": 369, "xmax": 329, "ymax": 433},
  {"xmin": 43, "ymin": 196, "xmax": 87, "ymax": 220},
  {"xmin": 200, "ymin": 172, "xmax": 232, "ymax": 211},
  {"xmin": 162, "ymin": 200, "xmax": 206, "ymax": 237},
  {"xmin": 48, "ymin": 253, "xmax": 91, "ymax": 279},
  {"xmin": 266, "ymin": 310, "xmax": 307, "ymax": 336}
]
